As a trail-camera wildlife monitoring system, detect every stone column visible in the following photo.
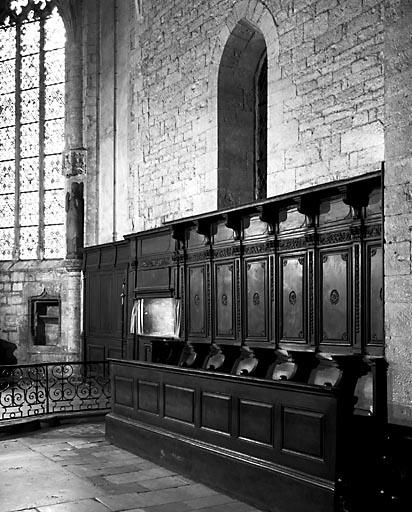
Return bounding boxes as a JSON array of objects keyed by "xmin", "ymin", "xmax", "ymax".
[{"xmin": 57, "ymin": 0, "xmax": 86, "ymax": 361}]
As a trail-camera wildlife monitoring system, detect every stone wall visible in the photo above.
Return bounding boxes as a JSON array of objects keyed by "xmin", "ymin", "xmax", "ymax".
[
  {"xmin": 0, "ymin": 2, "xmax": 84, "ymax": 364},
  {"xmin": 0, "ymin": 262, "xmax": 81, "ymax": 363},
  {"xmin": 384, "ymin": 0, "xmax": 412, "ymax": 427},
  {"xmin": 85, "ymin": 0, "xmax": 385, "ymax": 240}
]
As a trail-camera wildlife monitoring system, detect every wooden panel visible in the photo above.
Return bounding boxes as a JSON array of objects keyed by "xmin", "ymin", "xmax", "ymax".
[
  {"xmin": 282, "ymin": 408, "xmax": 324, "ymax": 460},
  {"xmin": 114, "ymin": 376, "xmax": 133, "ymax": 408},
  {"xmin": 187, "ymin": 228, "xmax": 206, "ymax": 249},
  {"xmin": 100, "ymin": 271, "xmax": 113, "ymax": 333},
  {"xmin": 87, "ymin": 273, "xmax": 100, "ymax": 334},
  {"xmin": 100, "ymin": 246, "xmax": 116, "ymax": 266},
  {"xmin": 244, "ymin": 215, "xmax": 269, "ymax": 239},
  {"xmin": 201, "ymin": 392, "xmax": 231, "ymax": 434},
  {"xmin": 368, "ymin": 245, "xmax": 383, "ymax": 345},
  {"xmin": 113, "ymin": 270, "xmax": 126, "ymax": 336},
  {"xmin": 87, "ymin": 343, "xmax": 105, "ymax": 361},
  {"xmin": 214, "ymin": 222, "xmax": 234, "ymax": 243},
  {"xmin": 318, "ymin": 198, "xmax": 351, "ymax": 225},
  {"xmin": 281, "ymin": 256, "xmax": 305, "ymax": 342},
  {"xmin": 137, "ymin": 267, "xmax": 170, "ymax": 291},
  {"xmin": 215, "ymin": 262, "xmax": 235, "ymax": 339},
  {"xmin": 141, "ymin": 232, "xmax": 172, "ymax": 255},
  {"xmin": 164, "ymin": 385, "xmax": 195, "ymax": 424},
  {"xmin": 187, "ymin": 265, "xmax": 207, "ymax": 338},
  {"xmin": 245, "ymin": 258, "xmax": 268, "ymax": 340},
  {"xmin": 321, "ymin": 251, "xmax": 350, "ymax": 344},
  {"xmin": 239, "ymin": 399, "xmax": 273, "ymax": 446},
  {"xmin": 278, "ymin": 208, "xmax": 305, "ymax": 232},
  {"xmin": 138, "ymin": 380, "xmax": 159, "ymax": 414},
  {"xmin": 110, "ymin": 359, "xmax": 341, "ymax": 480},
  {"xmin": 108, "ymin": 347, "xmax": 122, "ymax": 360},
  {"xmin": 85, "ymin": 249, "xmax": 100, "ymax": 269}
]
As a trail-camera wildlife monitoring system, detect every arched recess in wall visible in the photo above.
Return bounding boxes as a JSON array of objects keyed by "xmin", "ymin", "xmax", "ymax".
[
  {"xmin": 207, "ymin": 0, "xmax": 280, "ymax": 210},
  {"xmin": 218, "ymin": 20, "xmax": 266, "ymax": 208}
]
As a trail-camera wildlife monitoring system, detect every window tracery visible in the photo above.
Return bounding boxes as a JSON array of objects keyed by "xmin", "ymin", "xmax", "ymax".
[{"xmin": 0, "ymin": 0, "xmax": 65, "ymax": 260}]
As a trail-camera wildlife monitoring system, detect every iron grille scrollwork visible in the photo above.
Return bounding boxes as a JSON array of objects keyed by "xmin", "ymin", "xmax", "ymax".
[{"xmin": 0, "ymin": 361, "xmax": 110, "ymax": 421}]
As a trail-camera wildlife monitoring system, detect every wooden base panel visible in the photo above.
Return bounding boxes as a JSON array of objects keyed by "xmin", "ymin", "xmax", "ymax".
[{"xmin": 106, "ymin": 413, "xmax": 336, "ymax": 512}]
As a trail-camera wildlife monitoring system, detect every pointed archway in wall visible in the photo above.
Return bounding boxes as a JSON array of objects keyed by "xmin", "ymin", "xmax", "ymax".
[
  {"xmin": 217, "ymin": 19, "xmax": 266, "ymax": 208},
  {"xmin": 205, "ymin": 0, "xmax": 280, "ymax": 210}
]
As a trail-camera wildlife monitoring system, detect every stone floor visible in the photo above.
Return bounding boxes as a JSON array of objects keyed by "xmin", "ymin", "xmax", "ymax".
[{"xmin": 0, "ymin": 421, "xmax": 262, "ymax": 512}]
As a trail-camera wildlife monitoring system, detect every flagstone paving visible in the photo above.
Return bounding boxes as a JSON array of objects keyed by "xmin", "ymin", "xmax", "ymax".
[{"xmin": 0, "ymin": 422, "xmax": 261, "ymax": 512}]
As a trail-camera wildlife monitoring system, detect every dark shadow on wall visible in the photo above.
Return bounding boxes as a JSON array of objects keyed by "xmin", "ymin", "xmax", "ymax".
[{"xmin": 0, "ymin": 339, "xmax": 17, "ymax": 365}]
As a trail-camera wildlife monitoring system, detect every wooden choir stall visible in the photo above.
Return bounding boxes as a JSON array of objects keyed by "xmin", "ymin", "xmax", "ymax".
[{"xmin": 83, "ymin": 171, "xmax": 386, "ymax": 512}]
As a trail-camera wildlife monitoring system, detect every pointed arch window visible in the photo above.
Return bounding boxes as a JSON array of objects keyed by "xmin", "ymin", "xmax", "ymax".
[{"xmin": 0, "ymin": 0, "xmax": 65, "ymax": 260}]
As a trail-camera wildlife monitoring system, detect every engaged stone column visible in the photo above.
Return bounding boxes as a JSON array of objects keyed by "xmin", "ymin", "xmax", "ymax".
[{"xmin": 57, "ymin": 0, "xmax": 86, "ymax": 361}]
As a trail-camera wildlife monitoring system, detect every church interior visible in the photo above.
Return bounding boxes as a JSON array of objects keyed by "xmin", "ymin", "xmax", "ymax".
[{"xmin": 0, "ymin": 0, "xmax": 411, "ymax": 510}]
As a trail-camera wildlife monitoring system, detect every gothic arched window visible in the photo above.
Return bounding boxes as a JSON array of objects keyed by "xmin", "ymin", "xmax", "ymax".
[{"xmin": 0, "ymin": 0, "xmax": 65, "ymax": 260}]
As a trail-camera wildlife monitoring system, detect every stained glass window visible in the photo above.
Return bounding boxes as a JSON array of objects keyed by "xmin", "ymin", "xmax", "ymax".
[{"xmin": 0, "ymin": 0, "xmax": 65, "ymax": 260}]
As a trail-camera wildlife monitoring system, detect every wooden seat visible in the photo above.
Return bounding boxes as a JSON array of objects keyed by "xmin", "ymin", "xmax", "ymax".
[{"xmin": 232, "ymin": 346, "xmax": 259, "ymax": 376}]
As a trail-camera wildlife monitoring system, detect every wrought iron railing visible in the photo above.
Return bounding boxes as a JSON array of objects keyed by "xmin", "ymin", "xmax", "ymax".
[{"xmin": 0, "ymin": 361, "xmax": 111, "ymax": 421}]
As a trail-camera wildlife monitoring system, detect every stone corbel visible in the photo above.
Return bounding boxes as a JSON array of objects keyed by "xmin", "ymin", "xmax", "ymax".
[{"xmin": 62, "ymin": 148, "xmax": 87, "ymax": 178}]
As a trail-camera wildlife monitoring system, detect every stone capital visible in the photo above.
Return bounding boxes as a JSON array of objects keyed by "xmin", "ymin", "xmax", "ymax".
[{"xmin": 62, "ymin": 148, "xmax": 87, "ymax": 178}]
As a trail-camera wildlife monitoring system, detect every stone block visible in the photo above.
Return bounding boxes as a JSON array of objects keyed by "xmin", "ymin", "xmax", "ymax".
[
  {"xmin": 385, "ymin": 303, "xmax": 412, "ymax": 338},
  {"xmin": 385, "ymin": 275, "xmax": 412, "ymax": 303},
  {"xmin": 384, "ymin": 241, "xmax": 411, "ymax": 277},
  {"xmin": 384, "ymin": 213, "xmax": 412, "ymax": 243},
  {"xmin": 341, "ymin": 121, "xmax": 384, "ymax": 152},
  {"xmin": 385, "ymin": 183, "xmax": 412, "ymax": 216}
]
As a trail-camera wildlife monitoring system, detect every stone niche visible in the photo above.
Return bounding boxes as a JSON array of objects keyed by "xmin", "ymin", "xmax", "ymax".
[{"xmin": 30, "ymin": 290, "xmax": 61, "ymax": 346}]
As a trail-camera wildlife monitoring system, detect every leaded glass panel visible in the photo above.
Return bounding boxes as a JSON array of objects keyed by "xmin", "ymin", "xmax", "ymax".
[
  {"xmin": 0, "ymin": 126, "xmax": 15, "ymax": 161},
  {"xmin": 45, "ymin": 83, "xmax": 64, "ymax": 120},
  {"xmin": 0, "ymin": 228, "xmax": 14, "ymax": 259},
  {"xmin": 20, "ymin": 157, "xmax": 39, "ymax": 191},
  {"xmin": 20, "ymin": 191, "xmax": 39, "ymax": 225},
  {"xmin": 21, "ymin": 122, "xmax": 39, "ymax": 157},
  {"xmin": 0, "ymin": 3, "xmax": 65, "ymax": 261},
  {"xmin": 0, "ymin": 60, "xmax": 16, "ymax": 94},
  {"xmin": 19, "ymin": 226, "xmax": 38, "ymax": 259},
  {"xmin": 45, "ymin": 48, "xmax": 64, "ymax": 85},
  {"xmin": 44, "ymin": 224, "xmax": 64, "ymax": 259},
  {"xmin": 44, "ymin": 154, "xmax": 63, "ymax": 189},
  {"xmin": 0, "ymin": 25, "xmax": 16, "ymax": 61},
  {"xmin": 21, "ymin": 53, "xmax": 39, "ymax": 90},
  {"xmin": 44, "ymin": 189, "xmax": 64, "ymax": 224},
  {"xmin": 0, "ymin": 94, "xmax": 15, "ymax": 128},
  {"xmin": 0, "ymin": 161, "xmax": 15, "ymax": 193},
  {"xmin": 44, "ymin": 118, "xmax": 64, "ymax": 154},
  {"xmin": 21, "ymin": 88, "xmax": 39, "ymax": 124},
  {"xmin": 0, "ymin": 194, "xmax": 15, "ymax": 227},
  {"xmin": 44, "ymin": 10, "xmax": 65, "ymax": 50},
  {"xmin": 21, "ymin": 20, "xmax": 40, "ymax": 55}
]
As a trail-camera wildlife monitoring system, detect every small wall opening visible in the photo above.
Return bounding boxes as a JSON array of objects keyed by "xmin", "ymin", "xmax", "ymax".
[
  {"xmin": 30, "ymin": 290, "xmax": 60, "ymax": 346},
  {"xmin": 218, "ymin": 19, "xmax": 267, "ymax": 209}
]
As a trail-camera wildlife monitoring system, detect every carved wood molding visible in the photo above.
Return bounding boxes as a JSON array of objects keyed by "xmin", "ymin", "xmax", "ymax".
[{"xmin": 138, "ymin": 256, "xmax": 172, "ymax": 268}]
